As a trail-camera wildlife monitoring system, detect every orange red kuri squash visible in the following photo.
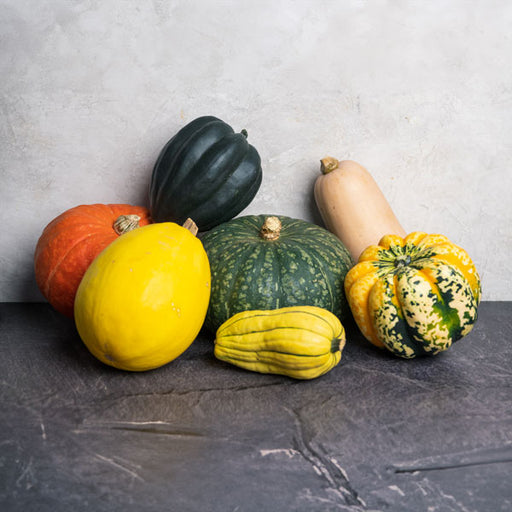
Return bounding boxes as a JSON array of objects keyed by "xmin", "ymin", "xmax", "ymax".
[{"xmin": 34, "ymin": 204, "xmax": 151, "ymax": 317}]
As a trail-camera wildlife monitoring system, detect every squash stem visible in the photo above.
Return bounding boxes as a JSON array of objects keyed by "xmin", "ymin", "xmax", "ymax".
[
  {"xmin": 260, "ymin": 216, "xmax": 282, "ymax": 240},
  {"xmin": 331, "ymin": 337, "xmax": 343, "ymax": 353},
  {"xmin": 395, "ymin": 255, "xmax": 412, "ymax": 268},
  {"xmin": 320, "ymin": 157, "xmax": 339, "ymax": 175},
  {"xmin": 113, "ymin": 214, "xmax": 141, "ymax": 235},
  {"xmin": 182, "ymin": 218, "xmax": 199, "ymax": 237}
]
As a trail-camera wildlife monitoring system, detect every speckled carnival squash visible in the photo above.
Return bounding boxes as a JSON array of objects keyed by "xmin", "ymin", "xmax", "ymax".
[
  {"xmin": 214, "ymin": 306, "xmax": 346, "ymax": 380},
  {"xmin": 149, "ymin": 116, "xmax": 262, "ymax": 231},
  {"xmin": 344, "ymin": 232, "xmax": 481, "ymax": 358},
  {"xmin": 74, "ymin": 221, "xmax": 210, "ymax": 371},
  {"xmin": 201, "ymin": 215, "xmax": 353, "ymax": 333},
  {"xmin": 34, "ymin": 204, "xmax": 151, "ymax": 317}
]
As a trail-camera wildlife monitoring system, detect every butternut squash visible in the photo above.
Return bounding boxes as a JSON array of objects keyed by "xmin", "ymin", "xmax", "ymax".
[{"xmin": 314, "ymin": 157, "xmax": 406, "ymax": 262}]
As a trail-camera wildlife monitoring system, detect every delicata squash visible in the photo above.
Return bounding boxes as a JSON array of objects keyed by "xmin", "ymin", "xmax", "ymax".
[{"xmin": 214, "ymin": 306, "xmax": 346, "ymax": 380}]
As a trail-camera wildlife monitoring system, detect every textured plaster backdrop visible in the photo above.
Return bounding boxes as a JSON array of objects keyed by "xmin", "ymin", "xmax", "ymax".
[{"xmin": 1, "ymin": 0, "xmax": 511, "ymax": 302}]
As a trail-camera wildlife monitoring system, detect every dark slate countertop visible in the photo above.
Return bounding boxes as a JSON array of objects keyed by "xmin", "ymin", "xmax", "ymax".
[{"xmin": 1, "ymin": 302, "xmax": 511, "ymax": 512}]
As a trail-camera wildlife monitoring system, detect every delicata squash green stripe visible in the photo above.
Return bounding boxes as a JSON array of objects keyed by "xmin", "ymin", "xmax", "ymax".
[{"xmin": 214, "ymin": 306, "xmax": 346, "ymax": 380}]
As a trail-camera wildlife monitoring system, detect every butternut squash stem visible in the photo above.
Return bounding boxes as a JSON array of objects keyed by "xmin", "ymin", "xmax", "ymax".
[
  {"xmin": 320, "ymin": 156, "xmax": 340, "ymax": 175},
  {"xmin": 113, "ymin": 215, "xmax": 141, "ymax": 235}
]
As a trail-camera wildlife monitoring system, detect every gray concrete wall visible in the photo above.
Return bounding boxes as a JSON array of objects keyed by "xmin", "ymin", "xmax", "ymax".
[{"xmin": 2, "ymin": 0, "xmax": 510, "ymax": 301}]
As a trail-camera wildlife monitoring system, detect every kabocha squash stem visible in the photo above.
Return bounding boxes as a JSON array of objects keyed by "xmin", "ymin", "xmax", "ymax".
[
  {"xmin": 314, "ymin": 157, "xmax": 406, "ymax": 262},
  {"xmin": 260, "ymin": 216, "xmax": 282, "ymax": 240}
]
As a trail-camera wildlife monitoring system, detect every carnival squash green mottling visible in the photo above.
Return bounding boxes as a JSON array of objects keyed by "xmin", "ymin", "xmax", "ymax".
[
  {"xmin": 149, "ymin": 116, "xmax": 262, "ymax": 232},
  {"xmin": 345, "ymin": 232, "xmax": 481, "ymax": 358},
  {"xmin": 201, "ymin": 215, "xmax": 353, "ymax": 333}
]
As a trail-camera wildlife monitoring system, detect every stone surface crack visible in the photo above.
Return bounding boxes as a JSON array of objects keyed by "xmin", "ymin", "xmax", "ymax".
[
  {"xmin": 76, "ymin": 419, "xmax": 207, "ymax": 438},
  {"xmin": 93, "ymin": 453, "xmax": 144, "ymax": 481},
  {"xmin": 286, "ymin": 406, "xmax": 366, "ymax": 509},
  {"xmin": 99, "ymin": 380, "xmax": 295, "ymax": 404},
  {"xmin": 111, "ymin": 425, "xmax": 205, "ymax": 437},
  {"xmin": 95, "ymin": 420, "xmax": 204, "ymax": 437},
  {"xmin": 392, "ymin": 445, "xmax": 512, "ymax": 473}
]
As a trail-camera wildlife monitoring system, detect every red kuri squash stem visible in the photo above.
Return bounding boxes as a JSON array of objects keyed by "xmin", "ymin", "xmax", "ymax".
[{"xmin": 113, "ymin": 214, "xmax": 141, "ymax": 235}]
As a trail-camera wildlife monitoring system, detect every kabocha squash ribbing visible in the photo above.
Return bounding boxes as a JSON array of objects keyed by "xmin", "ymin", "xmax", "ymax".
[
  {"xmin": 149, "ymin": 116, "xmax": 262, "ymax": 232},
  {"xmin": 215, "ymin": 306, "xmax": 346, "ymax": 380},
  {"xmin": 74, "ymin": 220, "xmax": 210, "ymax": 371},
  {"xmin": 314, "ymin": 157, "xmax": 406, "ymax": 261},
  {"xmin": 345, "ymin": 232, "xmax": 481, "ymax": 359},
  {"xmin": 201, "ymin": 214, "xmax": 353, "ymax": 333},
  {"xmin": 34, "ymin": 204, "xmax": 151, "ymax": 317}
]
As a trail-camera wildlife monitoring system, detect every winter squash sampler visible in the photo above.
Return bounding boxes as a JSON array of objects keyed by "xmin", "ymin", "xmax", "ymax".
[{"xmin": 32, "ymin": 119, "xmax": 482, "ymax": 374}]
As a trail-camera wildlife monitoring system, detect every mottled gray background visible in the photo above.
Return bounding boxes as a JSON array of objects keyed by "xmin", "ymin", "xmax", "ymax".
[{"xmin": 1, "ymin": 0, "xmax": 511, "ymax": 301}]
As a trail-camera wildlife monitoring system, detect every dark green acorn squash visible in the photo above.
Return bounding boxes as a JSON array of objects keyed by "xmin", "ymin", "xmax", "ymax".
[
  {"xmin": 149, "ymin": 116, "xmax": 262, "ymax": 231},
  {"xmin": 201, "ymin": 214, "xmax": 354, "ymax": 333}
]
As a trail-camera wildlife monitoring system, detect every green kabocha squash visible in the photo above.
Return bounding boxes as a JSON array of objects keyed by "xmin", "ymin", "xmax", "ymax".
[
  {"xmin": 345, "ymin": 231, "xmax": 481, "ymax": 358},
  {"xmin": 149, "ymin": 116, "xmax": 262, "ymax": 232},
  {"xmin": 214, "ymin": 306, "xmax": 346, "ymax": 380},
  {"xmin": 201, "ymin": 215, "xmax": 353, "ymax": 333}
]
